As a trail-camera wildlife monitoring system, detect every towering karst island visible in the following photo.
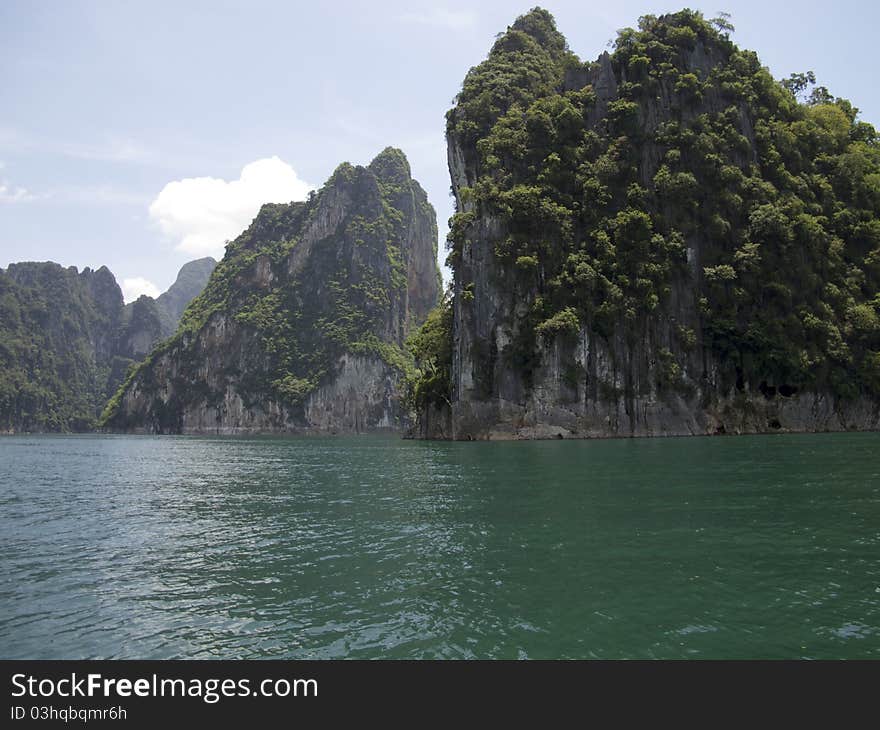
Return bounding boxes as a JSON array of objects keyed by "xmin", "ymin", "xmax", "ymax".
[
  {"xmin": 103, "ymin": 147, "xmax": 440, "ymax": 433},
  {"xmin": 410, "ymin": 8, "xmax": 880, "ymax": 439},
  {"xmin": 0, "ymin": 257, "xmax": 215, "ymax": 432}
]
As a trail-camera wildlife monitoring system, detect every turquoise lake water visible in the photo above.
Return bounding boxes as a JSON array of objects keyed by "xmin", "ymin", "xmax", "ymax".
[{"xmin": 0, "ymin": 432, "xmax": 878, "ymax": 658}]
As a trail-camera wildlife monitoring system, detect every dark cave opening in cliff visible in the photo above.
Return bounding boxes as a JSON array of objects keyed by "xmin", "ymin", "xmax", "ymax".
[{"xmin": 758, "ymin": 381, "xmax": 798, "ymax": 399}]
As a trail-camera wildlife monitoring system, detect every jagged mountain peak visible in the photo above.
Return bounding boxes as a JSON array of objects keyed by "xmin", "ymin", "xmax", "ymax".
[
  {"xmin": 368, "ymin": 146, "xmax": 412, "ymax": 183},
  {"xmin": 508, "ymin": 7, "xmax": 568, "ymax": 55}
]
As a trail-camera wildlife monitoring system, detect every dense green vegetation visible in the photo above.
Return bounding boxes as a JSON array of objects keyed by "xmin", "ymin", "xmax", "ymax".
[
  {"xmin": 0, "ymin": 264, "xmax": 121, "ymax": 431},
  {"xmin": 0, "ymin": 259, "xmax": 216, "ymax": 433},
  {"xmin": 102, "ymin": 147, "xmax": 439, "ymax": 428},
  {"xmin": 428, "ymin": 7, "xmax": 880, "ymax": 402},
  {"xmin": 406, "ymin": 294, "xmax": 453, "ymax": 414}
]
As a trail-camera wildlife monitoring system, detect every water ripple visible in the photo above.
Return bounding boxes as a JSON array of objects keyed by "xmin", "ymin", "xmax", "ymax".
[{"xmin": 1, "ymin": 432, "xmax": 879, "ymax": 658}]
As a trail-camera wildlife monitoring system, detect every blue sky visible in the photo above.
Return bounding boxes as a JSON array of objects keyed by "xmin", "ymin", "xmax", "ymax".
[{"xmin": 2, "ymin": 0, "xmax": 878, "ymax": 300}]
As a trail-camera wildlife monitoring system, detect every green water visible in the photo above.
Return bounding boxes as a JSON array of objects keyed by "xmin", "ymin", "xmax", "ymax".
[{"xmin": 0, "ymin": 432, "xmax": 878, "ymax": 659}]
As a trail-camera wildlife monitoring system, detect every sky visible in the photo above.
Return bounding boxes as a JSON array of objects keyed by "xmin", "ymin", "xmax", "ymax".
[{"xmin": 2, "ymin": 0, "xmax": 878, "ymax": 301}]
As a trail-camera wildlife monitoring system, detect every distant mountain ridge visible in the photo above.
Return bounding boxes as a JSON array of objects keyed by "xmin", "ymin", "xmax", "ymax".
[
  {"xmin": 0, "ymin": 257, "xmax": 216, "ymax": 432},
  {"xmin": 120, "ymin": 257, "xmax": 217, "ymax": 357},
  {"xmin": 153, "ymin": 257, "xmax": 219, "ymax": 335}
]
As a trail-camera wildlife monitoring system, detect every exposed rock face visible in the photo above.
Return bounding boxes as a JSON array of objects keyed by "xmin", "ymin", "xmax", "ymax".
[
  {"xmin": 424, "ymin": 9, "xmax": 880, "ymax": 439},
  {"xmin": 119, "ymin": 258, "xmax": 217, "ymax": 358},
  {"xmin": 0, "ymin": 258, "xmax": 217, "ymax": 432},
  {"xmin": 152, "ymin": 257, "xmax": 218, "ymax": 338},
  {"xmin": 303, "ymin": 355, "xmax": 399, "ymax": 432},
  {"xmin": 105, "ymin": 148, "xmax": 440, "ymax": 434},
  {"xmin": 119, "ymin": 296, "xmax": 164, "ymax": 359}
]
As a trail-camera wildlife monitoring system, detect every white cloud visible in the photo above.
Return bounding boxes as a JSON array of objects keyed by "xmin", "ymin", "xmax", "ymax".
[
  {"xmin": 122, "ymin": 277, "xmax": 161, "ymax": 303},
  {"xmin": 398, "ymin": 9, "xmax": 476, "ymax": 30},
  {"xmin": 0, "ymin": 181, "xmax": 35, "ymax": 203},
  {"xmin": 148, "ymin": 157, "xmax": 313, "ymax": 257}
]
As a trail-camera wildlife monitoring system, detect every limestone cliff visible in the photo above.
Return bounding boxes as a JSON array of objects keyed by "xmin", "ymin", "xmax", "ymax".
[
  {"xmin": 103, "ymin": 147, "xmax": 440, "ymax": 434},
  {"xmin": 415, "ymin": 8, "xmax": 880, "ymax": 439},
  {"xmin": 0, "ymin": 258, "xmax": 216, "ymax": 432}
]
